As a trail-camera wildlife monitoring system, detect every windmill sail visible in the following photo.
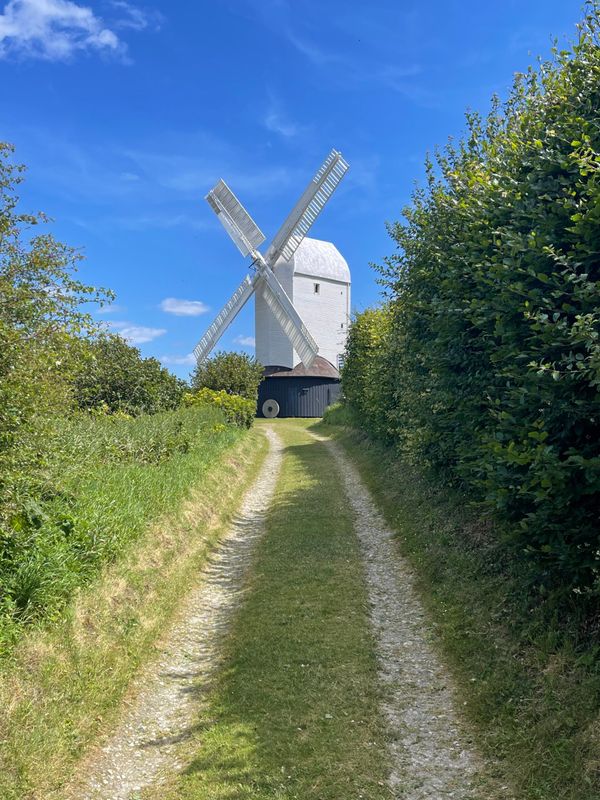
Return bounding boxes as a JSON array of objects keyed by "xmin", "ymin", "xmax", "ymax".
[
  {"xmin": 265, "ymin": 149, "xmax": 349, "ymax": 266},
  {"xmin": 206, "ymin": 180, "xmax": 266, "ymax": 257},
  {"xmin": 258, "ymin": 267, "xmax": 319, "ymax": 368},
  {"xmin": 193, "ymin": 275, "xmax": 256, "ymax": 364}
]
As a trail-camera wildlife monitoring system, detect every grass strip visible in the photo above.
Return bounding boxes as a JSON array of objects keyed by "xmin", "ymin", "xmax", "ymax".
[
  {"xmin": 323, "ymin": 418, "xmax": 600, "ymax": 800},
  {"xmin": 0, "ymin": 426, "xmax": 268, "ymax": 800},
  {"xmin": 146, "ymin": 419, "xmax": 392, "ymax": 800}
]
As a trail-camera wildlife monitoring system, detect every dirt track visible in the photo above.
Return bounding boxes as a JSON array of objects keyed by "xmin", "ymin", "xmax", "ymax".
[{"xmin": 69, "ymin": 422, "xmax": 505, "ymax": 799}]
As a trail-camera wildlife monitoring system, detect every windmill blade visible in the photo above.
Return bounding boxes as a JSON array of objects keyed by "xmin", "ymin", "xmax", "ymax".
[
  {"xmin": 258, "ymin": 267, "xmax": 319, "ymax": 368},
  {"xmin": 265, "ymin": 149, "xmax": 349, "ymax": 267},
  {"xmin": 206, "ymin": 179, "xmax": 266, "ymax": 257},
  {"xmin": 193, "ymin": 275, "xmax": 256, "ymax": 364}
]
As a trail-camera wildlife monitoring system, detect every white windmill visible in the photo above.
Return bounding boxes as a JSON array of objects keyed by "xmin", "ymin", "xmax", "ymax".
[{"xmin": 194, "ymin": 149, "xmax": 350, "ymax": 418}]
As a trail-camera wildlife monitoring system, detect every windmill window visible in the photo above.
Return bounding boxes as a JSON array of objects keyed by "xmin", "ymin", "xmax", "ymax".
[{"xmin": 314, "ymin": 283, "xmax": 320, "ymax": 294}]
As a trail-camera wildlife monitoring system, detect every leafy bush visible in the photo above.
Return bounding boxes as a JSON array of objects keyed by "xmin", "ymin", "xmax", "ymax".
[
  {"xmin": 191, "ymin": 351, "xmax": 264, "ymax": 400},
  {"xmin": 73, "ymin": 334, "xmax": 185, "ymax": 416},
  {"xmin": 343, "ymin": 6, "xmax": 600, "ymax": 594},
  {"xmin": 183, "ymin": 388, "xmax": 255, "ymax": 429}
]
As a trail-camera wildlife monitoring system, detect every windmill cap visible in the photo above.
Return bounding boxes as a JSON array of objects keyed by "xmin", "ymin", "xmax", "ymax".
[{"xmin": 288, "ymin": 237, "xmax": 350, "ymax": 284}]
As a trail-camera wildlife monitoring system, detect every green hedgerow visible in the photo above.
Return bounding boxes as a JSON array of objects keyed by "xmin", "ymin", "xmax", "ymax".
[{"xmin": 343, "ymin": 4, "xmax": 600, "ymax": 595}]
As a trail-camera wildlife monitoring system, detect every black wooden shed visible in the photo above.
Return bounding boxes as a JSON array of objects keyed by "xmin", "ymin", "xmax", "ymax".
[{"xmin": 257, "ymin": 357, "xmax": 341, "ymax": 418}]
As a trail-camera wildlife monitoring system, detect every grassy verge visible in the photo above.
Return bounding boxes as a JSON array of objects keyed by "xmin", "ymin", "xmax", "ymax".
[
  {"xmin": 144, "ymin": 419, "xmax": 392, "ymax": 800},
  {"xmin": 321, "ymin": 413, "xmax": 600, "ymax": 800},
  {"xmin": 0, "ymin": 420, "xmax": 268, "ymax": 800},
  {"xmin": 1, "ymin": 406, "xmax": 241, "ymax": 648}
]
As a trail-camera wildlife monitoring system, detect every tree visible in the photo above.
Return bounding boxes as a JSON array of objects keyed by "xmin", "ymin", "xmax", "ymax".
[
  {"xmin": 191, "ymin": 351, "xmax": 264, "ymax": 401},
  {"xmin": 0, "ymin": 142, "xmax": 110, "ymax": 532},
  {"xmin": 73, "ymin": 334, "xmax": 185, "ymax": 416}
]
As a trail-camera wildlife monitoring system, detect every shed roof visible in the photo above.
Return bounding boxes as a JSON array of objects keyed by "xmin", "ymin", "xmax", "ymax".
[{"xmin": 291, "ymin": 237, "xmax": 350, "ymax": 284}]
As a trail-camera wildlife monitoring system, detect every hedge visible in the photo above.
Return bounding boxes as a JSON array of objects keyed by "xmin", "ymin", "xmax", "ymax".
[{"xmin": 343, "ymin": 5, "xmax": 600, "ymax": 595}]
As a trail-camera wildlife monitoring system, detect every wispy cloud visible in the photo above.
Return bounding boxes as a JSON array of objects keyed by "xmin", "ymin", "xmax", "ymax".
[
  {"xmin": 160, "ymin": 353, "xmax": 196, "ymax": 366},
  {"xmin": 264, "ymin": 109, "xmax": 299, "ymax": 138},
  {"xmin": 110, "ymin": 0, "xmax": 162, "ymax": 32},
  {"xmin": 160, "ymin": 297, "xmax": 210, "ymax": 317},
  {"xmin": 263, "ymin": 93, "xmax": 303, "ymax": 138},
  {"xmin": 0, "ymin": 0, "xmax": 122, "ymax": 61},
  {"xmin": 111, "ymin": 320, "xmax": 166, "ymax": 344},
  {"xmin": 378, "ymin": 64, "xmax": 423, "ymax": 90},
  {"xmin": 236, "ymin": 0, "xmax": 428, "ymax": 105},
  {"xmin": 111, "ymin": 213, "xmax": 211, "ymax": 232},
  {"xmin": 12, "ymin": 125, "xmax": 299, "ymax": 221},
  {"xmin": 135, "ymin": 155, "xmax": 292, "ymax": 197},
  {"xmin": 233, "ymin": 335, "xmax": 255, "ymax": 348},
  {"xmin": 285, "ymin": 30, "xmax": 341, "ymax": 66}
]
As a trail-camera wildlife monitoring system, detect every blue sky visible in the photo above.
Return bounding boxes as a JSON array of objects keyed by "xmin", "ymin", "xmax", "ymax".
[{"xmin": 0, "ymin": 0, "xmax": 584, "ymax": 377}]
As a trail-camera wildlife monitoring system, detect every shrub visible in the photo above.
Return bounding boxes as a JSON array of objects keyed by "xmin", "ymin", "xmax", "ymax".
[
  {"xmin": 344, "ymin": 5, "xmax": 600, "ymax": 594},
  {"xmin": 183, "ymin": 388, "xmax": 255, "ymax": 429},
  {"xmin": 73, "ymin": 334, "xmax": 185, "ymax": 416},
  {"xmin": 341, "ymin": 308, "xmax": 393, "ymax": 441},
  {"xmin": 191, "ymin": 351, "xmax": 264, "ymax": 400}
]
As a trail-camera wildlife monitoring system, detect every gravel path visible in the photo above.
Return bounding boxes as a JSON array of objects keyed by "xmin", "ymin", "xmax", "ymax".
[
  {"xmin": 318, "ymin": 433, "xmax": 506, "ymax": 800},
  {"xmin": 73, "ymin": 428, "xmax": 282, "ymax": 800}
]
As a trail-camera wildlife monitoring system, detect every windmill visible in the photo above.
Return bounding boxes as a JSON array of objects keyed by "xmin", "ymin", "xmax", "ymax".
[{"xmin": 193, "ymin": 149, "xmax": 349, "ymax": 377}]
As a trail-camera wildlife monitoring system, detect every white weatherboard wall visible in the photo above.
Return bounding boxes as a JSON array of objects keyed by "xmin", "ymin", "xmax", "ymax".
[{"xmin": 254, "ymin": 237, "xmax": 351, "ymax": 369}]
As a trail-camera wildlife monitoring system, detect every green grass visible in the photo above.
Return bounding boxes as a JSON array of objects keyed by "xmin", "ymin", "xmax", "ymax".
[
  {"xmin": 145, "ymin": 419, "xmax": 392, "ymax": 800},
  {"xmin": 320, "ymin": 417, "xmax": 600, "ymax": 800},
  {"xmin": 1, "ymin": 406, "xmax": 239, "ymax": 649},
  {"xmin": 0, "ymin": 413, "xmax": 268, "ymax": 800}
]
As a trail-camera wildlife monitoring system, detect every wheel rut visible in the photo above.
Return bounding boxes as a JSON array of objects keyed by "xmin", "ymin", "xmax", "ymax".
[
  {"xmin": 314, "ymin": 432, "xmax": 508, "ymax": 799},
  {"xmin": 71, "ymin": 428, "xmax": 282, "ymax": 800}
]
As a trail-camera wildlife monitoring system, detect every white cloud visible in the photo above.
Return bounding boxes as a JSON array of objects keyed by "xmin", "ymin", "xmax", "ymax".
[
  {"xmin": 96, "ymin": 303, "xmax": 126, "ymax": 315},
  {"xmin": 111, "ymin": 321, "xmax": 166, "ymax": 344},
  {"xmin": 234, "ymin": 335, "xmax": 255, "ymax": 348},
  {"xmin": 0, "ymin": 0, "xmax": 123, "ymax": 61},
  {"xmin": 160, "ymin": 353, "xmax": 196, "ymax": 366},
  {"xmin": 160, "ymin": 297, "xmax": 210, "ymax": 317}
]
